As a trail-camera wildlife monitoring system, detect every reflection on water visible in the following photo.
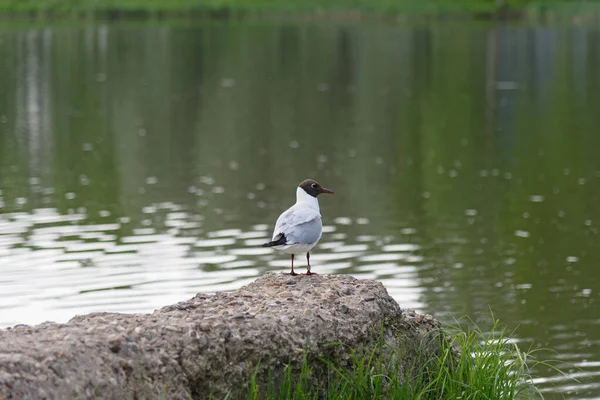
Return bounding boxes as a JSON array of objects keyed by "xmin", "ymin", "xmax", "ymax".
[{"xmin": 2, "ymin": 21, "xmax": 600, "ymax": 399}]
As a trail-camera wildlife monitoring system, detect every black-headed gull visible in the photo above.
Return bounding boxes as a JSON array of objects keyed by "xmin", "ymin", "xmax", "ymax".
[{"xmin": 262, "ymin": 179, "xmax": 334, "ymax": 275}]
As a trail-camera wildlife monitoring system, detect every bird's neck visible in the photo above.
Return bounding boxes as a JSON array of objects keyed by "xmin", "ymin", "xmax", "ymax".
[{"xmin": 295, "ymin": 187, "xmax": 320, "ymax": 212}]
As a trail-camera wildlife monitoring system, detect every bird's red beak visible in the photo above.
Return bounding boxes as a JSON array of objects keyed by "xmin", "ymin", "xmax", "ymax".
[{"xmin": 321, "ymin": 188, "xmax": 335, "ymax": 195}]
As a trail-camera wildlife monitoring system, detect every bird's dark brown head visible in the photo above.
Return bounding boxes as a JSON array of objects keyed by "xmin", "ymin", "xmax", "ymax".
[{"xmin": 299, "ymin": 179, "xmax": 335, "ymax": 198}]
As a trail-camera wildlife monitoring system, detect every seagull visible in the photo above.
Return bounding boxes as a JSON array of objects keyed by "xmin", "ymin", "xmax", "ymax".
[{"xmin": 262, "ymin": 179, "xmax": 334, "ymax": 276}]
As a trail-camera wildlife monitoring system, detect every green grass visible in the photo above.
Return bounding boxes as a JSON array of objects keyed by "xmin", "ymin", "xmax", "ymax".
[
  {"xmin": 0, "ymin": 0, "xmax": 493, "ymax": 16},
  {"xmin": 229, "ymin": 317, "xmax": 561, "ymax": 400}
]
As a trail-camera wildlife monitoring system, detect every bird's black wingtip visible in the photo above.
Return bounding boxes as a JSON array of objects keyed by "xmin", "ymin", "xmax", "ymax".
[{"xmin": 261, "ymin": 233, "xmax": 287, "ymax": 247}]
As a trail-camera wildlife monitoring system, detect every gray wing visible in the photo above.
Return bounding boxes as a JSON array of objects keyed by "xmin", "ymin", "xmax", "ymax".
[
  {"xmin": 284, "ymin": 217, "xmax": 322, "ymax": 245},
  {"xmin": 273, "ymin": 207, "xmax": 322, "ymax": 245}
]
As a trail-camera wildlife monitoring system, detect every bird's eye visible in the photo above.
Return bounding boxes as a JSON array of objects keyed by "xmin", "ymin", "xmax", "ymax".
[{"xmin": 311, "ymin": 183, "xmax": 317, "ymax": 189}]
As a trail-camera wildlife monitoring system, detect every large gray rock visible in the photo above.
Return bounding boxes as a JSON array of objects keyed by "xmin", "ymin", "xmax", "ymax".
[{"xmin": 0, "ymin": 272, "xmax": 441, "ymax": 399}]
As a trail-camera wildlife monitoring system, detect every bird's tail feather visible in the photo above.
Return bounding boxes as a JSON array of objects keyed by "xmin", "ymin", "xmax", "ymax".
[{"xmin": 261, "ymin": 233, "xmax": 287, "ymax": 247}]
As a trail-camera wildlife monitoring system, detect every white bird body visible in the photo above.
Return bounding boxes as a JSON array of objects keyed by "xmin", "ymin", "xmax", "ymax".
[
  {"xmin": 262, "ymin": 179, "xmax": 334, "ymax": 275},
  {"xmin": 270, "ymin": 187, "xmax": 323, "ymax": 255}
]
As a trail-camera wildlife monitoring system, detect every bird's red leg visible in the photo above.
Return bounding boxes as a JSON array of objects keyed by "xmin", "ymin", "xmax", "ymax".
[
  {"xmin": 290, "ymin": 254, "xmax": 298, "ymax": 276},
  {"xmin": 305, "ymin": 252, "xmax": 315, "ymax": 275}
]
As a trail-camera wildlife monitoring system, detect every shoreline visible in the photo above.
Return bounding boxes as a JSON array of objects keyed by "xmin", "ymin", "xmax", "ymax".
[{"xmin": 1, "ymin": 3, "xmax": 600, "ymax": 24}]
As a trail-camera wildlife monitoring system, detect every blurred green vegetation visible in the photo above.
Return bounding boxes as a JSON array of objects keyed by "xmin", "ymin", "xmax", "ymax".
[{"xmin": 0, "ymin": 0, "xmax": 599, "ymax": 17}]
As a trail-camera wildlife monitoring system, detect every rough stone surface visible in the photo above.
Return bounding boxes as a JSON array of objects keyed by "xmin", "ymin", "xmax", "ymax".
[{"xmin": 0, "ymin": 273, "xmax": 442, "ymax": 400}]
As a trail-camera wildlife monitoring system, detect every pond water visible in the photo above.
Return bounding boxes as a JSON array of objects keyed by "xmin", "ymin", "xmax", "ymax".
[{"xmin": 1, "ymin": 20, "xmax": 600, "ymax": 398}]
